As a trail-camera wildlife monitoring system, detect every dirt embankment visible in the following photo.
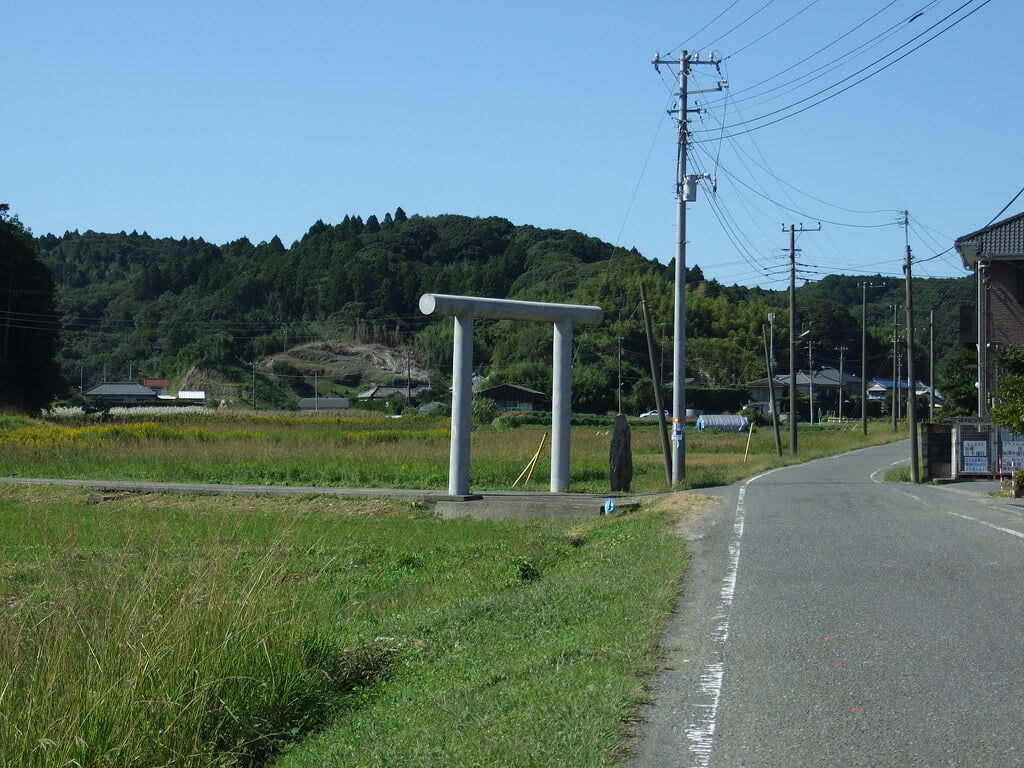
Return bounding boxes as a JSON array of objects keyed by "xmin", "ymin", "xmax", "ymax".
[{"xmin": 287, "ymin": 342, "xmax": 430, "ymax": 381}]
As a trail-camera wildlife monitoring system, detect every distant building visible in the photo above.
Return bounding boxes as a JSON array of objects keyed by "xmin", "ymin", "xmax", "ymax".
[
  {"xmin": 84, "ymin": 382, "xmax": 158, "ymax": 406},
  {"xmin": 83, "ymin": 383, "xmax": 206, "ymax": 408},
  {"xmin": 748, "ymin": 367, "xmax": 861, "ymax": 418},
  {"xmin": 177, "ymin": 390, "xmax": 206, "ymax": 404},
  {"xmin": 477, "ymin": 383, "xmax": 549, "ymax": 412},
  {"xmin": 355, "ymin": 385, "xmax": 429, "ymax": 403},
  {"xmin": 143, "ymin": 378, "xmax": 170, "ymax": 396},
  {"xmin": 298, "ymin": 397, "xmax": 349, "ymax": 411}
]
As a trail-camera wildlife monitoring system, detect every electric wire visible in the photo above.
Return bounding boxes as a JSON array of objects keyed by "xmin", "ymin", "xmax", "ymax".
[
  {"xmin": 982, "ymin": 184, "xmax": 1024, "ymax": 228},
  {"xmin": 671, "ymin": 0, "xmax": 778, "ymax": 57},
  {"xmin": 689, "ymin": 0, "xmax": 992, "ymax": 142},
  {"xmin": 728, "ymin": 0, "xmax": 824, "ymax": 59},
  {"xmin": 713, "ymin": 0, "xmax": 905, "ymax": 108},
  {"xmin": 703, "ymin": 0, "xmax": 940, "ymax": 113}
]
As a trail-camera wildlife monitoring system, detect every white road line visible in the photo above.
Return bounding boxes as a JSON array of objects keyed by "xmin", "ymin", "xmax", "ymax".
[
  {"xmin": 939, "ymin": 509, "xmax": 1024, "ymax": 540},
  {"xmin": 870, "ymin": 458, "xmax": 907, "ymax": 484},
  {"xmin": 685, "ymin": 467, "xmax": 782, "ymax": 768},
  {"xmin": 872, "ymin": 462, "xmax": 1024, "ymax": 541}
]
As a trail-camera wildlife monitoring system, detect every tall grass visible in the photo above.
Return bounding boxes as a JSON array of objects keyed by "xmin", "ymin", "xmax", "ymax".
[
  {"xmin": 0, "ymin": 485, "xmax": 695, "ymax": 767},
  {"xmin": 0, "ymin": 489, "xmax": 398, "ymax": 766},
  {"xmin": 0, "ymin": 411, "xmax": 902, "ymax": 493}
]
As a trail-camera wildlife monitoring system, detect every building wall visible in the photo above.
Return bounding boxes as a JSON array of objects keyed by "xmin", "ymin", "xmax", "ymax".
[{"xmin": 988, "ymin": 261, "xmax": 1024, "ymax": 347}]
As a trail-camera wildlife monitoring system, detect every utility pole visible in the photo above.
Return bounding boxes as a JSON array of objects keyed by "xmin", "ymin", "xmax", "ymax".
[
  {"xmin": 762, "ymin": 324, "xmax": 783, "ymax": 456},
  {"xmin": 838, "ymin": 346, "xmax": 848, "ymax": 422},
  {"xmin": 641, "ymin": 282, "xmax": 673, "ymax": 483},
  {"xmin": 891, "ymin": 304, "xmax": 900, "ymax": 431},
  {"xmin": 904, "ymin": 211, "xmax": 919, "ymax": 483},
  {"xmin": 929, "ymin": 307, "xmax": 936, "ymax": 422},
  {"xmin": 859, "ymin": 281, "xmax": 885, "ymax": 435},
  {"xmin": 897, "ymin": 352, "xmax": 903, "ymax": 420},
  {"xmin": 785, "ymin": 223, "xmax": 820, "ymax": 453},
  {"xmin": 406, "ymin": 348, "xmax": 412, "ymax": 403},
  {"xmin": 653, "ymin": 50, "xmax": 726, "ymax": 485},
  {"xmin": 617, "ymin": 335, "xmax": 623, "ymax": 414},
  {"xmin": 978, "ymin": 262, "xmax": 988, "ymax": 416},
  {"xmin": 807, "ymin": 338, "xmax": 815, "ymax": 426}
]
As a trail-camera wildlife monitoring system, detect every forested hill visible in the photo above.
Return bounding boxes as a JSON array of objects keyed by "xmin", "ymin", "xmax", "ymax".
[{"xmin": 36, "ymin": 209, "xmax": 973, "ymax": 414}]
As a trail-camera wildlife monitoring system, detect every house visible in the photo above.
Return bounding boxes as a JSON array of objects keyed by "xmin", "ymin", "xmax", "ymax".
[
  {"xmin": 867, "ymin": 378, "xmax": 907, "ymax": 401},
  {"xmin": 476, "ymin": 383, "xmax": 549, "ymax": 412},
  {"xmin": 866, "ymin": 381, "xmax": 889, "ymax": 401},
  {"xmin": 298, "ymin": 397, "xmax": 349, "ymax": 411},
  {"xmin": 177, "ymin": 390, "xmax": 206, "ymax": 404},
  {"xmin": 748, "ymin": 367, "xmax": 861, "ymax": 419},
  {"xmin": 355, "ymin": 384, "xmax": 430, "ymax": 403},
  {"xmin": 142, "ymin": 378, "xmax": 170, "ymax": 396},
  {"xmin": 84, "ymin": 382, "xmax": 159, "ymax": 406},
  {"xmin": 955, "ymin": 210, "xmax": 1024, "ymax": 416},
  {"xmin": 866, "ymin": 378, "xmax": 942, "ymax": 409}
]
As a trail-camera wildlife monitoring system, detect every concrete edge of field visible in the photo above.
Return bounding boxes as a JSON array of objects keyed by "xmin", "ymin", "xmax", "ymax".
[
  {"xmin": 2, "ymin": 474, "xmax": 1007, "ymax": 519},
  {"xmin": 0, "ymin": 476, "xmax": 652, "ymax": 521}
]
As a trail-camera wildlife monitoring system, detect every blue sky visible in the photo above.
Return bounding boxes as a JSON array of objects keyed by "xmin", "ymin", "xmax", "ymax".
[{"xmin": 3, "ymin": 0, "xmax": 1016, "ymax": 288}]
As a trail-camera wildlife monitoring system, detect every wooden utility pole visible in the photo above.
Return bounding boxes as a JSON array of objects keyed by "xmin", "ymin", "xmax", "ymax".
[
  {"xmin": 763, "ymin": 325, "xmax": 783, "ymax": 456},
  {"xmin": 929, "ymin": 307, "xmax": 936, "ymax": 421},
  {"xmin": 859, "ymin": 281, "xmax": 885, "ymax": 435},
  {"xmin": 904, "ymin": 211, "xmax": 919, "ymax": 483},
  {"xmin": 838, "ymin": 346, "xmax": 848, "ymax": 422},
  {"xmin": 785, "ymin": 223, "xmax": 820, "ymax": 453},
  {"xmin": 641, "ymin": 282, "xmax": 672, "ymax": 483},
  {"xmin": 891, "ymin": 304, "xmax": 899, "ymax": 432}
]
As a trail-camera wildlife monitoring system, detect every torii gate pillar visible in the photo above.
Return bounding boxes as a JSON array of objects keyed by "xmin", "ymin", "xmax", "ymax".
[{"xmin": 419, "ymin": 294, "xmax": 604, "ymax": 495}]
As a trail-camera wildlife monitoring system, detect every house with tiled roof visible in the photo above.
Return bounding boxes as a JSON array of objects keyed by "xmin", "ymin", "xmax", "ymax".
[
  {"xmin": 477, "ymin": 383, "xmax": 549, "ymax": 412},
  {"xmin": 355, "ymin": 384, "xmax": 430, "ymax": 403},
  {"xmin": 83, "ymin": 382, "xmax": 159, "ymax": 406},
  {"xmin": 748, "ymin": 367, "xmax": 861, "ymax": 421},
  {"xmin": 954, "ymin": 210, "xmax": 1024, "ymax": 416}
]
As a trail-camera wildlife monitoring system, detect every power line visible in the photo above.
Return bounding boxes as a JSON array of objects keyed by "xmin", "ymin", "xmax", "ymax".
[
  {"xmin": 690, "ymin": 0, "xmax": 992, "ymax": 142},
  {"xmin": 711, "ymin": 0, "xmax": 906, "ymax": 107},
  {"xmin": 982, "ymin": 185, "xmax": 1024, "ymax": 228}
]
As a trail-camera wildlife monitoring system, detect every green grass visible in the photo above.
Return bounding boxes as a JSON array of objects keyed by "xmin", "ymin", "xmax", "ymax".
[
  {"xmin": 0, "ymin": 412, "xmax": 910, "ymax": 765},
  {"xmin": 0, "ymin": 485, "xmax": 695, "ymax": 767},
  {"xmin": 0, "ymin": 410, "xmax": 904, "ymax": 493}
]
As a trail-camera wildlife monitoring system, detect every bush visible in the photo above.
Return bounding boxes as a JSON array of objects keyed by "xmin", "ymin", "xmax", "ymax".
[{"xmin": 471, "ymin": 396, "xmax": 498, "ymax": 424}]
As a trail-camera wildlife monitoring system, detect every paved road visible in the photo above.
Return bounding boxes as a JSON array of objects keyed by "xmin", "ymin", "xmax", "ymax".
[{"xmin": 630, "ymin": 440, "xmax": 1024, "ymax": 768}]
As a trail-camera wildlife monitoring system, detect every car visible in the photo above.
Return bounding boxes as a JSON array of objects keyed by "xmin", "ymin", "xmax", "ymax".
[{"xmin": 639, "ymin": 410, "xmax": 670, "ymax": 419}]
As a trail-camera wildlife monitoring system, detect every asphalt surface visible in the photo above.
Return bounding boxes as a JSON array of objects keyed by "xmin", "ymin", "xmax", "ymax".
[{"xmin": 628, "ymin": 440, "xmax": 1023, "ymax": 768}]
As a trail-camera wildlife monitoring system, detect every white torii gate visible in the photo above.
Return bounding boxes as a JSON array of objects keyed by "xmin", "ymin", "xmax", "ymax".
[{"xmin": 418, "ymin": 293, "xmax": 604, "ymax": 495}]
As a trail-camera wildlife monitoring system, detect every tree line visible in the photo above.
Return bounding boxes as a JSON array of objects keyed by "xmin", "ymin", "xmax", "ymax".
[{"xmin": 2, "ymin": 204, "xmax": 977, "ymax": 415}]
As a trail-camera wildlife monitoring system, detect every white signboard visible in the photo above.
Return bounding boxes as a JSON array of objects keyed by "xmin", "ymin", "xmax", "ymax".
[
  {"xmin": 999, "ymin": 440, "xmax": 1024, "ymax": 473},
  {"xmin": 961, "ymin": 439, "xmax": 990, "ymax": 473},
  {"xmin": 1002, "ymin": 441, "xmax": 1024, "ymax": 458},
  {"xmin": 962, "ymin": 456, "xmax": 991, "ymax": 473},
  {"xmin": 963, "ymin": 440, "xmax": 988, "ymax": 457}
]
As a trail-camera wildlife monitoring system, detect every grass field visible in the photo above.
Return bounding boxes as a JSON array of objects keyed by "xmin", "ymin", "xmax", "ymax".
[
  {"xmin": 0, "ymin": 484, "xmax": 698, "ymax": 767},
  {"xmin": 0, "ymin": 409, "xmax": 906, "ymax": 766},
  {"xmin": 0, "ymin": 409, "xmax": 904, "ymax": 493}
]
